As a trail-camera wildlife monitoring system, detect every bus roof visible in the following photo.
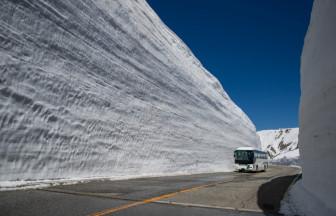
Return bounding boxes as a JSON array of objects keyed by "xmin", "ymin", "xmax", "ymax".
[{"xmin": 235, "ymin": 147, "xmax": 265, "ymax": 152}]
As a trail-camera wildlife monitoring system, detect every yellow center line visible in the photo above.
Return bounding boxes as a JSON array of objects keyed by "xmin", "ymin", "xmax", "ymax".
[{"xmin": 88, "ymin": 182, "xmax": 218, "ymax": 216}]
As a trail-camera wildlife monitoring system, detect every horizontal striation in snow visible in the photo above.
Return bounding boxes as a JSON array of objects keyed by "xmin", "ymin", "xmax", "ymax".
[{"xmin": 0, "ymin": 0, "xmax": 259, "ymax": 183}]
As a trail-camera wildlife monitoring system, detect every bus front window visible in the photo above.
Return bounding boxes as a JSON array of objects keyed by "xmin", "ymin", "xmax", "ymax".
[{"xmin": 234, "ymin": 150, "xmax": 254, "ymax": 164}]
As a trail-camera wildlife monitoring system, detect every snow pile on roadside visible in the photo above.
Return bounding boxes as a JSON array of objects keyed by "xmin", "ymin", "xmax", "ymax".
[
  {"xmin": 0, "ymin": 0, "xmax": 260, "ymax": 188},
  {"xmin": 258, "ymin": 128, "xmax": 299, "ymax": 165},
  {"xmin": 281, "ymin": 0, "xmax": 336, "ymax": 215},
  {"xmin": 281, "ymin": 180, "xmax": 334, "ymax": 216}
]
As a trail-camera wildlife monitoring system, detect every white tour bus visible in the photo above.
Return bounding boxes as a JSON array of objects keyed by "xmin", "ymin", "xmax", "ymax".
[{"xmin": 234, "ymin": 147, "xmax": 268, "ymax": 172}]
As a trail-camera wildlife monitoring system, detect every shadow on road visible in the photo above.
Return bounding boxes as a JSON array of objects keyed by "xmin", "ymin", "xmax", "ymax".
[{"xmin": 257, "ymin": 174, "xmax": 299, "ymax": 215}]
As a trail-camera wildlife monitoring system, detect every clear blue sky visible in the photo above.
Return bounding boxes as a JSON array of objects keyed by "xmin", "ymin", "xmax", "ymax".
[{"xmin": 147, "ymin": 0, "xmax": 313, "ymax": 130}]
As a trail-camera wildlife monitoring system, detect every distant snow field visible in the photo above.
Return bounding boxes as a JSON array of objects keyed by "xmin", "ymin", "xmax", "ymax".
[{"xmin": 258, "ymin": 128, "xmax": 299, "ymax": 165}]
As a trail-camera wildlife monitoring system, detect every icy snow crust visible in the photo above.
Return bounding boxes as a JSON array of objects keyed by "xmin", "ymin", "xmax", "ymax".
[
  {"xmin": 258, "ymin": 128, "xmax": 299, "ymax": 165},
  {"xmin": 0, "ymin": 0, "xmax": 260, "ymax": 187},
  {"xmin": 282, "ymin": 0, "xmax": 336, "ymax": 215}
]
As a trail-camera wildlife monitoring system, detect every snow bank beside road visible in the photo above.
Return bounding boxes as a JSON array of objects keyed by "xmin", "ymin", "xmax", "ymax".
[
  {"xmin": 0, "ymin": 0, "xmax": 260, "ymax": 187},
  {"xmin": 281, "ymin": 0, "xmax": 336, "ymax": 215}
]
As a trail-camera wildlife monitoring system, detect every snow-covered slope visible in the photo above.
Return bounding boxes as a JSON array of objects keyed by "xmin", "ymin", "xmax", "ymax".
[
  {"xmin": 281, "ymin": 0, "xmax": 336, "ymax": 215},
  {"xmin": 258, "ymin": 128, "xmax": 299, "ymax": 165},
  {"xmin": 0, "ymin": 0, "xmax": 260, "ymax": 187}
]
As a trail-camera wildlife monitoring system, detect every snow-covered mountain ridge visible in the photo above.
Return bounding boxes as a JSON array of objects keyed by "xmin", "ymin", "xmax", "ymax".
[
  {"xmin": 0, "ymin": 0, "xmax": 260, "ymax": 186},
  {"xmin": 258, "ymin": 128, "xmax": 299, "ymax": 164}
]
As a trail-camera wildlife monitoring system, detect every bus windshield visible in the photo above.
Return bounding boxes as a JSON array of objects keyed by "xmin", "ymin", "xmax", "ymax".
[{"xmin": 234, "ymin": 150, "xmax": 254, "ymax": 164}]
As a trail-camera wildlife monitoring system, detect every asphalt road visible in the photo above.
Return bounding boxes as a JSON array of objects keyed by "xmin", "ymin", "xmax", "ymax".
[{"xmin": 0, "ymin": 166, "xmax": 300, "ymax": 216}]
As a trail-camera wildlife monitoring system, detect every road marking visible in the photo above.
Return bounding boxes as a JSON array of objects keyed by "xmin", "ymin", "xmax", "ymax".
[
  {"xmin": 88, "ymin": 181, "xmax": 228, "ymax": 216},
  {"xmin": 40, "ymin": 188, "xmax": 122, "ymax": 199},
  {"xmin": 155, "ymin": 200, "xmax": 264, "ymax": 213}
]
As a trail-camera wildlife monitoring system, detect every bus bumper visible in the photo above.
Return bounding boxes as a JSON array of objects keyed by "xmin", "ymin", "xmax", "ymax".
[{"xmin": 235, "ymin": 164, "xmax": 254, "ymax": 171}]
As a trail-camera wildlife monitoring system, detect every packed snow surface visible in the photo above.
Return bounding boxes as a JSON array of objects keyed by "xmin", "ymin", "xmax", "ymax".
[
  {"xmin": 258, "ymin": 128, "xmax": 299, "ymax": 165},
  {"xmin": 281, "ymin": 0, "xmax": 336, "ymax": 215},
  {"xmin": 0, "ymin": 0, "xmax": 260, "ymax": 188}
]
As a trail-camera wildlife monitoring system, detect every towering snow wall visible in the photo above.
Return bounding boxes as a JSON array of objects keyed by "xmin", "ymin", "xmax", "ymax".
[
  {"xmin": 0, "ymin": 0, "xmax": 260, "ymax": 184},
  {"xmin": 283, "ymin": 0, "xmax": 336, "ymax": 215}
]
